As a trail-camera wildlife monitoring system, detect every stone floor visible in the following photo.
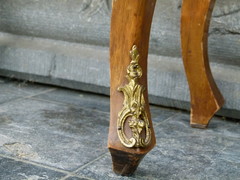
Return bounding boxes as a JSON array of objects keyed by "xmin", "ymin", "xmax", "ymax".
[{"xmin": 0, "ymin": 77, "xmax": 239, "ymax": 180}]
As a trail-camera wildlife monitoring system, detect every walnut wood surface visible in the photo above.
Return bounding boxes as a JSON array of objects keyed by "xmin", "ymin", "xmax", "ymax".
[
  {"xmin": 181, "ymin": 0, "xmax": 224, "ymax": 128},
  {"xmin": 108, "ymin": 0, "xmax": 156, "ymax": 175}
]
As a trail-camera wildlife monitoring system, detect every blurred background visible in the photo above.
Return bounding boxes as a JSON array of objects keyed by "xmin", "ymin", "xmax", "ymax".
[{"xmin": 0, "ymin": 0, "xmax": 239, "ymax": 119}]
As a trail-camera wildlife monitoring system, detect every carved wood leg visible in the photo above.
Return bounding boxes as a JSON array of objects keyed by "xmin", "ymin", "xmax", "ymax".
[
  {"xmin": 108, "ymin": 0, "xmax": 156, "ymax": 176},
  {"xmin": 181, "ymin": 0, "xmax": 224, "ymax": 128}
]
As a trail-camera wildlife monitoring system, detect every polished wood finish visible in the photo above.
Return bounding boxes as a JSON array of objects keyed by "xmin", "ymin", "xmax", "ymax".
[
  {"xmin": 108, "ymin": 0, "xmax": 156, "ymax": 176},
  {"xmin": 181, "ymin": 0, "xmax": 224, "ymax": 128}
]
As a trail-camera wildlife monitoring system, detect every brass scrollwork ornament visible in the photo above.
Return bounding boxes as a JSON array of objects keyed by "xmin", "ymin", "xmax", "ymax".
[{"xmin": 117, "ymin": 45, "xmax": 151, "ymax": 148}]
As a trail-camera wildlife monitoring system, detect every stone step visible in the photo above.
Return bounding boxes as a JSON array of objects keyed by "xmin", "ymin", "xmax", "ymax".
[
  {"xmin": 0, "ymin": 32, "xmax": 239, "ymax": 119},
  {"xmin": 0, "ymin": 0, "xmax": 239, "ymax": 65}
]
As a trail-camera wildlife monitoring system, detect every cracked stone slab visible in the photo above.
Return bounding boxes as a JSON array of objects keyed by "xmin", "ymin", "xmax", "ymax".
[
  {"xmin": 0, "ymin": 98, "xmax": 109, "ymax": 171},
  {"xmin": 0, "ymin": 156, "xmax": 66, "ymax": 180}
]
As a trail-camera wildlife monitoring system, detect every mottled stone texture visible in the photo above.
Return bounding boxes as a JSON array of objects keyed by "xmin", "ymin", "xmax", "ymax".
[
  {"xmin": 0, "ymin": 0, "xmax": 111, "ymax": 46},
  {"xmin": 0, "ymin": 78, "xmax": 239, "ymax": 179},
  {"xmin": 0, "ymin": 0, "xmax": 239, "ymax": 62},
  {"xmin": 0, "ymin": 0, "xmax": 239, "ymax": 118}
]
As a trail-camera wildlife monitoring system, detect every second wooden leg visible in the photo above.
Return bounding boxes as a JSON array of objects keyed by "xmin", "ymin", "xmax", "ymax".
[{"xmin": 181, "ymin": 0, "xmax": 224, "ymax": 128}]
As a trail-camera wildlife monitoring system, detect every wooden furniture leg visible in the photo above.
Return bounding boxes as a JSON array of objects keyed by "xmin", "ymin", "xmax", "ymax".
[
  {"xmin": 181, "ymin": 0, "xmax": 224, "ymax": 128},
  {"xmin": 108, "ymin": 0, "xmax": 156, "ymax": 176}
]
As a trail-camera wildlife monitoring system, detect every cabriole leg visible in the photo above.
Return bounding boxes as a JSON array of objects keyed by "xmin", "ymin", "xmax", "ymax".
[
  {"xmin": 108, "ymin": 0, "xmax": 156, "ymax": 176},
  {"xmin": 181, "ymin": 0, "xmax": 224, "ymax": 128}
]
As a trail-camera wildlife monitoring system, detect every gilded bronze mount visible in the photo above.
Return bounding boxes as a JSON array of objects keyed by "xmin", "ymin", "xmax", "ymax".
[{"xmin": 117, "ymin": 45, "xmax": 151, "ymax": 148}]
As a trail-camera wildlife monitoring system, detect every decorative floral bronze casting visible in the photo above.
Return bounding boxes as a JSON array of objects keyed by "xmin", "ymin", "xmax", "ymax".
[{"xmin": 117, "ymin": 45, "xmax": 151, "ymax": 148}]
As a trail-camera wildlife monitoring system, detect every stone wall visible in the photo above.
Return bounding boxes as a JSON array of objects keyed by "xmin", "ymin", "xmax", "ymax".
[{"xmin": 0, "ymin": 0, "xmax": 239, "ymax": 118}]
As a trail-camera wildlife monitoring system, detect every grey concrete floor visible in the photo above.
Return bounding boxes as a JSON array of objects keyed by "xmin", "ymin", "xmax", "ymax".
[{"xmin": 0, "ymin": 77, "xmax": 239, "ymax": 180}]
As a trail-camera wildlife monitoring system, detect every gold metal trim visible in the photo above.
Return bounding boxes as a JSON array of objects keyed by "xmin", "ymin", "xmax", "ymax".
[{"xmin": 117, "ymin": 45, "xmax": 151, "ymax": 148}]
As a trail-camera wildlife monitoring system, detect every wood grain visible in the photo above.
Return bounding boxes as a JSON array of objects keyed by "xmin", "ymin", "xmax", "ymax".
[
  {"xmin": 108, "ymin": 0, "xmax": 156, "ymax": 175},
  {"xmin": 181, "ymin": 0, "xmax": 224, "ymax": 128}
]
